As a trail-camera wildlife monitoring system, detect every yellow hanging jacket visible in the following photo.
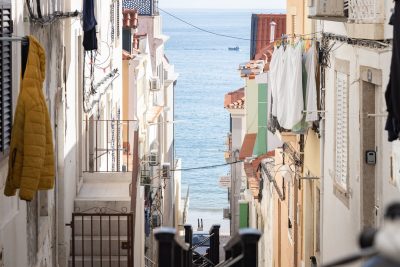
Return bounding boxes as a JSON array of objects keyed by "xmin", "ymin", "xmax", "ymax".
[{"xmin": 4, "ymin": 35, "xmax": 55, "ymax": 201}]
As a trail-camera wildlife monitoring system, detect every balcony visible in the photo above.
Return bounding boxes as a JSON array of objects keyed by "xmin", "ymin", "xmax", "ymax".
[
  {"xmin": 122, "ymin": 0, "xmax": 159, "ymax": 16},
  {"xmin": 309, "ymin": 0, "xmax": 385, "ymax": 40},
  {"xmin": 84, "ymin": 119, "xmax": 136, "ymax": 172},
  {"xmin": 347, "ymin": 0, "xmax": 384, "ymax": 24}
]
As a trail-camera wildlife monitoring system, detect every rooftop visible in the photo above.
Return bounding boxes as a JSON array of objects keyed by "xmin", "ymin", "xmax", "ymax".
[{"xmin": 224, "ymin": 88, "xmax": 245, "ymax": 109}]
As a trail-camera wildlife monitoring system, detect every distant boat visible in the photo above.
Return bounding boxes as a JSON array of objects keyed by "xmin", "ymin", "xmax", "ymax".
[{"xmin": 228, "ymin": 46, "xmax": 240, "ymax": 51}]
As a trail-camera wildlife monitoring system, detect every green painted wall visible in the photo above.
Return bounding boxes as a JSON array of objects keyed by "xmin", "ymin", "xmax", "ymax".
[
  {"xmin": 239, "ymin": 201, "xmax": 249, "ymax": 228},
  {"xmin": 254, "ymin": 83, "xmax": 267, "ymax": 156}
]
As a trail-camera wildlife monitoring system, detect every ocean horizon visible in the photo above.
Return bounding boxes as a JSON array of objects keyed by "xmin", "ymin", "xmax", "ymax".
[{"xmin": 163, "ymin": 9, "xmax": 259, "ymax": 233}]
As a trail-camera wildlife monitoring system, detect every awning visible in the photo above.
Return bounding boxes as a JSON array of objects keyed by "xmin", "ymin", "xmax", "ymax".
[
  {"xmin": 239, "ymin": 133, "xmax": 257, "ymax": 160},
  {"xmin": 146, "ymin": 106, "xmax": 163, "ymax": 124}
]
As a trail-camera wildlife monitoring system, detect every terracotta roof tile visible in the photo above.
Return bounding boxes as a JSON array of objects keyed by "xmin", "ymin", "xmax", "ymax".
[
  {"xmin": 251, "ymin": 14, "xmax": 286, "ymax": 61},
  {"xmin": 224, "ymin": 88, "xmax": 245, "ymax": 109},
  {"xmin": 239, "ymin": 133, "xmax": 257, "ymax": 160}
]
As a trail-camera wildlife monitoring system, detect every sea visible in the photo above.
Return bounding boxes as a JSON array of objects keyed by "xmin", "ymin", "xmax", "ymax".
[{"xmin": 162, "ymin": 9, "xmax": 282, "ymax": 234}]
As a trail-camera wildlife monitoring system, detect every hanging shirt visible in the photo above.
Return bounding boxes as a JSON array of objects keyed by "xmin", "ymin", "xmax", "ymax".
[
  {"xmin": 305, "ymin": 45, "xmax": 318, "ymax": 122},
  {"xmin": 277, "ymin": 44, "xmax": 304, "ymax": 129},
  {"xmin": 269, "ymin": 46, "xmax": 283, "ymax": 117}
]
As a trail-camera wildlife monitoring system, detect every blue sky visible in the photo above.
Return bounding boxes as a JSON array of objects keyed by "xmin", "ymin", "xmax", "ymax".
[{"xmin": 159, "ymin": 0, "xmax": 286, "ymax": 10}]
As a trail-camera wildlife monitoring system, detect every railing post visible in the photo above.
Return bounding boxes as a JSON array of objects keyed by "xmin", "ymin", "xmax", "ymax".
[
  {"xmin": 239, "ymin": 229, "xmax": 261, "ymax": 267},
  {"xmin": 154, "ymin": 228, "xmax": 176, "ymax": 267},
  {"xmin": 209, "ymin": 224, "xmax": 220, "ymax": 264},
  {"xmin": 184, "ymin": 224, "xmax": 193, "ymax": 267}
]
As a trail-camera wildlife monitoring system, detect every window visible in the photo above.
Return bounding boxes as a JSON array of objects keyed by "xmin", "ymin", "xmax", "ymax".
[
  {"xmin": 0, "ymin": 4, "xmax": 13, "ymax": 158},
  {"xmin": 335, "ymin": 71, "xmax": 349, "ymax": 190}
]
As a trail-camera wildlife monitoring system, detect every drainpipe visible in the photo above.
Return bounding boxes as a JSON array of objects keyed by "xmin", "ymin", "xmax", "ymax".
[
  {"xmin": 293, "ymin": 163, "xmax": 299, "ymax": 267},
  {"xmin": 131, "ymin": 126, "xmax": 139, "ymax": 267},
  {"xmin": 320, "ymin": 117, "xmax": 325, "ymax": 264}
]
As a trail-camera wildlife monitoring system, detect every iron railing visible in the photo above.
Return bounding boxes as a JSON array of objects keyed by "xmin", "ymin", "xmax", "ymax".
[
  {"xmin": 155, "ymin": 224, "xmax": 260, "ymax": 267},
  {"xmin": 122, "ymin": 0, "xmax": 159, "ymax": 16},
  {"xmin": 84, "ymin": 119, "xmax": 135, "ymax": 172},
  {"xmin": 216, "ymin": 229, "xmax": 261, "ymax": 267},
  {"xmin": 67, "ymin": 207, "xmax": 134, "ymax": 267},
  {"xmin": 347, "ymin": 0, "xmax": 384, "ymax": 23}
]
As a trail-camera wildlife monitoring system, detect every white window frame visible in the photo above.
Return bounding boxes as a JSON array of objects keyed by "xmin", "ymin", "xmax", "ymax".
[{"xmin": 334, "ymin": 70, "xmax": 349, "ymax": 191}]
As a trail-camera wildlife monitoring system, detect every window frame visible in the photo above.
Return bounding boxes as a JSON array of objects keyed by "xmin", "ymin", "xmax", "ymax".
[{"xmin": 333, "ymin": 58, "xmax": 351, "ymax": 206}]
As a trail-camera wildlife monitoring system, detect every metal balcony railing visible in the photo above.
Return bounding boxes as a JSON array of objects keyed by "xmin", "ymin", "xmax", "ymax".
[
  {"xmin": 84, "ymin": 119, "xmax": 135, "ymax": 172},
  {"xmin": 347, "ymin": 0, "xmax": 384, "ymax": 23},
  {"xmin": 155, "ymin": 224, "xmax": 261, "ymax": 267},
  {"xmin": 122, "ymin": 0, "xmax": 159, "ymax": 16}
]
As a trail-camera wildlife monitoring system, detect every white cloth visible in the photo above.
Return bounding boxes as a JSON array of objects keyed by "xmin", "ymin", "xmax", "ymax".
[
  {"xmin": 277, "ymin": 44, "xmax": 304, "ymax": 129},
  {"xmin": 269, "ymin": 46, "xmax": 283, "ymax": 117},
  {"xmin": 304, "ymin": 45, "xmax": 318, "ymax": 122}
]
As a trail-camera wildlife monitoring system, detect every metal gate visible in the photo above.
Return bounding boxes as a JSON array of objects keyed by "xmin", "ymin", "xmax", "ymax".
[{"xmin": 67, "ymin": 208, "xmax": 134, "ymax": 267}]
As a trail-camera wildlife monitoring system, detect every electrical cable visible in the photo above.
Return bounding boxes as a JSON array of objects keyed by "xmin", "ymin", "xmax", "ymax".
[
  {"xmin": 159, "ymin": 7, "xmax": 320, "ymax": 42},
  {"xmin": 25, "ymin": 0, "xmax": 80, "ymax": 25},
  {"xmin": 171, "ymin": 161, "xmax": 243, "ymax": 172}
]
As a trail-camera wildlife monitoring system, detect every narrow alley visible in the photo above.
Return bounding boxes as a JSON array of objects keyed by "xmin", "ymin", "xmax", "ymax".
[{"xmin": 0, "ymin": 0, "xmax": 400, "ymax": 267}]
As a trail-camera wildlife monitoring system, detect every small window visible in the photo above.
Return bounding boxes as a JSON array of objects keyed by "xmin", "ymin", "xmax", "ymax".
[{"xmin": 0, "ymin": 4, "xmax": 13, "ymax": 158}]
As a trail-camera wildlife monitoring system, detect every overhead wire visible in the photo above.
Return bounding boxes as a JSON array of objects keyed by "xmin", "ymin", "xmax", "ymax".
[
  {"xmin": 159, "ymin": 7, "xmax": 320, "ymax": 42},
  {"xmin": 171, "ymin": 161, "xmax": 243, "ymax": 172}
]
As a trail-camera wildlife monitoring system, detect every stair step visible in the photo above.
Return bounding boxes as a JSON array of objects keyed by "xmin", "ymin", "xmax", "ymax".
[
  {"xmin": 71, "ymin": 236, "xmax": 130, "ymax": 256},
  {"xmin": 68, "ymin": 255, "xmax": 128, "ymax": 267}
]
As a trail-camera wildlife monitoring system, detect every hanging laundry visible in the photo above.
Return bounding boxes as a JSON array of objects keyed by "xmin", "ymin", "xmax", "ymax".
[
  {"xmin": 4, "ymin": 35, "xmax": 55, "ymax": 201},
  {"xmin": 82, "ymin": 0, "xmax": 98, "ymax": 51},
  {"xmin": 304, "ymin": 45, "xmax": 318, "ymax": 122},
  {"xmin": 385, "ymin": 0, "xmax": 400, "ymax": 142},
  {"xmin": 277, "ymin": 43, "xmax": 304, "ymax": 130},
  {"xmin": 292, "ymin": 42, "xmax": 309, "ymax": 134},
  {"xmin": 269, "ymin": 46, "xmax": 283, "ymax": 117}
]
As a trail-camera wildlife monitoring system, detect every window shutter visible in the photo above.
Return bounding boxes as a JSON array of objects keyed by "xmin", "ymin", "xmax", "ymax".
[
  {"xmin": 116, "ymin": 0, "xmax": 120, "ymax": 39},
  {"xmin": 335, "ymin": 72, "xmax": 348, "ymax": 189},
  {"xmin": 110, "ymin": 2, "xmax": 115, "ymax": 42},
  {"xmin": 0, "ymin": 4, "xmax": 13, "ymax": 153}
]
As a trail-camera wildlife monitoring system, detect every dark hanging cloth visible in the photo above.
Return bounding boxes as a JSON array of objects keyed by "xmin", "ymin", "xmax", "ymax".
[
  {"xmin": 82, "ymin": 0, "xmax": 98, "ymax": 51},
  {"xmin": 385, "ymin": 0, "xmax": 400, "ymax": 141}
]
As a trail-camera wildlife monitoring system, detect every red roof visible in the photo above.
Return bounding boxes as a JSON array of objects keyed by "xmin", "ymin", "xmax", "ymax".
[
  {"xmin": 244, "ymin": 151, "xmax": 276, "ymax": 199},
  {"xmin": 239, "ymin": 133, "xmax": 257, "ymax": 160},
  {"xmin": 224, "ymin": 88, "xmax": 244, "ymax": 109},
  {"xmin": 253, "ymin": 14, "xmax": 286, "ymax": 61}
]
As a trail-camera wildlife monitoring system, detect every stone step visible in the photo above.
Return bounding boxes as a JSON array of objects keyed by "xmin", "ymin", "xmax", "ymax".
[
  {"xmin": 83, "ymin": 172, "xmax": 132, "ymax": 184},
  {"xmin": 71, "ymin": 236, "xmax": 130, "ymax": 256},
  {"xmin": 68, "ymin": 255, "xmax": 128, "ymax": 267},
  {"xmin": 73, "ymin": 216, "xmax": 130, "ymax": 236},
  {"xmin": 76, "ymin": 182, "xmax": 131, "ymax": 200}
]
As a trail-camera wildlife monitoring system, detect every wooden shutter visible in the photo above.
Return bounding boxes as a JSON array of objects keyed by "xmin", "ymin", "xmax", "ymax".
[
  {"xmin": 335, "ymin": 72, "xmax": 348, "ymax": 189},
  {"xmin": 110, "ymin": 2, "xmax": 115, "ymax": 42},
  {"xmin": 0, "ymin": 4, "xmax": 13, "ymax": 154},
  {"xmin": 116, "ymin": 0, "xmax": 120, "ymax": 39}
]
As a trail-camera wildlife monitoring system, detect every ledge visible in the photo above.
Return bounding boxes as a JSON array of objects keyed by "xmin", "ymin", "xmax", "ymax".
[{"xmin": 346, "ymin": 23, "xmax": 385, "ymax": 40}]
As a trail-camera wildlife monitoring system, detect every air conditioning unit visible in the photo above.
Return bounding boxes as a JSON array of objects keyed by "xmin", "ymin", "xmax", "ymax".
[
  {"xmin": 308, "ymin": 0, "xmax": 345, "ymax": 18},
  {"xmin": 148, "ymin": 150, "xmax": 159, "ymax": 166},
  {"xmin": 150, "ymin": 77, "xmax": 161, "ymax": 91},
  {"xmin": 161, "ymin": 163, "xmax": 171, "ymax": 179}
]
